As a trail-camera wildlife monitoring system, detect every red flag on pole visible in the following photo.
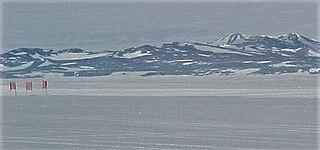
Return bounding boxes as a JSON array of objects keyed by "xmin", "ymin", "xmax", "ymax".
[
  {"xmin": 9, "ymin": 82, "xmax": 17, "ymax": 96},
  {"xmin": 9, "ymin": 82, "xmax": 16, "ymax": 90},
  {"xmin": 26, "ymin": 81, "xmax": 32, "ymax": 91},
  {"xmin": 42, "ymin": 80, "xmax": 48, "ymax": 95},
  {"xmin": 42, "ymin": 80, "xmax": 48, "ymax": 89}
]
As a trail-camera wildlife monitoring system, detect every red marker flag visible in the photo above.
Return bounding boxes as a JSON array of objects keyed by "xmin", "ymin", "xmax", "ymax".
[
  {"xmin": 26, "ymin": 81, "xmax": 32, "ymax": 91},
  {"xmin": 9, "ymin": 82, "xmax": 16, "ymax": 90},
  {"xmin": 42, "ymin": 80, "xmax": 48, "ymax": 89}
]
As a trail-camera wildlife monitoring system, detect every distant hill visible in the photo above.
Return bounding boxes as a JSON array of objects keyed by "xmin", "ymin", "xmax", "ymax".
[{"xmin": 1, "ymin": 33, "xmax": 319, "ymax": 78}]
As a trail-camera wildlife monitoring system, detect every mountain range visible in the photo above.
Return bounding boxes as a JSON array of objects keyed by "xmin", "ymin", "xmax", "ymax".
[{"xmin": 1, "ymin": 33, "xmax": 319, "ymax": 78}]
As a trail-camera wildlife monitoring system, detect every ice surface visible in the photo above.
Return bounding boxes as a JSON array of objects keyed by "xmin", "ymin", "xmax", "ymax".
[
  {"xmin": 0, "ymin": 74, "xmax": 318, "ymax": 98},
  {"xmin": 1, "ymin": 74, "xmax": 319, "ymax": 149},
  {"xmin": 2, "ymin": 95, "xmax": 318, "ymax": 149}
]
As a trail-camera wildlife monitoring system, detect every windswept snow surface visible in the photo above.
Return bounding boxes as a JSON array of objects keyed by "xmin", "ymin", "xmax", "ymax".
[{"xmin": 1, "ymin": 74, "xmax": 319, "ymax": 149}]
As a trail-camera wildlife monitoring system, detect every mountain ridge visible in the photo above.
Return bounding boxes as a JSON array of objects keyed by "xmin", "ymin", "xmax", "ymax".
[{"xmin": 1, "ymin": 33, "xmax": 319, "ymax": 78}]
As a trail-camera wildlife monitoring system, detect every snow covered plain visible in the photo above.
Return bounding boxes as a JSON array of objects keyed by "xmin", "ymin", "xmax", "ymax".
[{"xmin": 1, "ymin": 74, "xmax": 319, "ymax": 149}]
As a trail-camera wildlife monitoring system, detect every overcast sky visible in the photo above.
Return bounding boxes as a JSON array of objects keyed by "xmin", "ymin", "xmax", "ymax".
[{"xmin": 2, "ymin": 1, "xmax": 319, "ymax": 52}]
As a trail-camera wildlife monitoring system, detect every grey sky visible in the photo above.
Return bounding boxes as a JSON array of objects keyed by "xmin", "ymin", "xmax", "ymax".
[{"xmin": 2, "ymin": 1, "xmax": 318, "ymax": 52}]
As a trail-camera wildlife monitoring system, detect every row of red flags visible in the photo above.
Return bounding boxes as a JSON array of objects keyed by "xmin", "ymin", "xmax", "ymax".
[{"xmin": 9, "ymin": 80, "xmax": 48, "ymax": 90}]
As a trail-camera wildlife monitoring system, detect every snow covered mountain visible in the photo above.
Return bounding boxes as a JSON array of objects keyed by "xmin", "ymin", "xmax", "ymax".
[{"xmin": 1, "ymin": 33, "xmax": 319, "ymax": 78}]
